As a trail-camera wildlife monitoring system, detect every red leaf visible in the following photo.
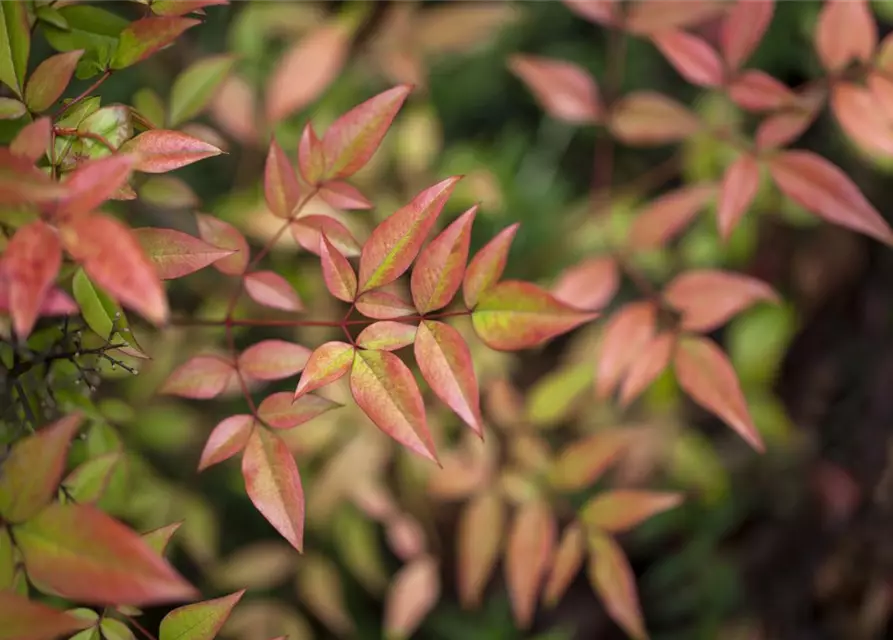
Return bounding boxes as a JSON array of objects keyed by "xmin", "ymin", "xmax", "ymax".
[
  {"xmin": 160, "ymin": 355, "xmax": 237, "ymax": 399},
  {"xmin": 319, "ymin": 234, "xmax": 357, "ymax": 302},
  {"xmin": 815, "ymin": 0, "xmax": 877, "ymax": 73},
  {"xmin": 160, "ymin": 590, "xmax": 246, "ymax": 640},
  {"xmin": 471, "ymin": 280, "xmax": 597, "ymax": 351},
  {"xmin": 664, "ymin": 269, "xmax": 778, "ymax": 332},
  {"xmin": 198, "ymin": 414, "xmax": 253, "ymax": 471},
  {"xmin": 350, "ymin": 348, "xmax": 439, "ymax": 463},
  {"xmin": 618, "ymin": 332, "xmax": 675, "ymax": 407},
  {"xmin": 298, "ymin": 123, "xmax": 326, "ymax": 185},
  {"xmin": 0, "ymin": 149, "xmax": 65, "ymax": 205},
  {"xmin": 720, "ymin": 0, "xmax": 774, "ymax": 69},
  {"xmin": 60, "ymin": 213, "xmax": 168, "ymax": 325},
  {"xmin": 112, "ymin": 17, "xmax": 199, "ymax": 69},
  {"xmin": 24, "ymin": 50, "xmax": 83, "ymax": 113},
  {"xmin": 552, "ymin": 256, "xmax": 618, "ymax": 311},
  {"xmin": 651, "ymin": 30, "xmax": 723, "ymax": 87},
  {"xmin": 125, "ymin": 129, "xmax": 223, "ymax": 173},
  {"xmin": 15, "ymin": 502, "xmax": 197, "ymax": 605},
  {"xmin": 674, "ymin": 335, "xmax": 764, "ymax": 451},
  {"xmin": 609, "ymin": 91, "xmax": 700, "ymax": 146},
  {"xmin": 242, "ymin": 427, "xmax": 305, "ymax": 551},
  {"xmin": 322, "ymin": 84, "xmax": 412, "ymax": 180},
  {"xmin": 291, "ymin": 214, "xmax": 361, "ymax": 257},
  {"xmin": 508, "ymin": 55, "xmax": 602, "ymax": 124},
  {"xmin": 134, "ymin": 227, "xmax": 235, "ymax": 279},
  {"xmin": 457, "ymin": 490, "xmax": 504, "ymax": 609},
  {"xmin": 56, "ymin": 153, "xmax": 137, "ymax": 219},
  {"xmin": 463, "ymin": 222, "xmax": 519, "ymax": 308},
  {"xmin": 768, "ymin": 150, "xmax": 893, "ymax": 245},
  {"xmin": 629, "ymin": 183, "xmax": 715, "ymax": 249},
  {"xmin": 0, "ymin": 591, "xmax": 91, "ymax": 640},
  {"xmin": 831, "ymin": 82, "xmax": 893, "ymax": 157},
  {"xmin": 415, "ymin": 320, "xmax": 484, "ymax": 436},
  {"xmin": 561, "ymin": 0, "xmax": 619, "ymax": 26},
  {"xmin": 257, "ymin": 391, "xmax": 340, "ymax": 430},
  {"xmin": 356, "ymin": 320, "xmax": 417, "ymax": 351},
  {"xmin": 355, "ymin": 289, "xmax": 416, "ymax": 320},
  {"xmin": 717, "ymin": 154, "xmax": 760, "ymax": 241},
  {"xmin": 264, "ymin": 137, "xmax": 300, "ymax": 219},
  {"xmin": 625, "ymin": 0, "xmax": 725, "ymax": 35},
  {"xmin": 243, "ymin": 270, "xmax": 304, "ymax": 311},
  {"xmin": 505, "ymin": 500, "xmax": 556, "ymax": 629},
  {"xmin": 358, "ymin": 176, "xmax": 461, "ymax": 293},
  {"xmin": 383, "ymin": 555, "xmax": 440, "ymax": 638},
  {"xmin": 596, "ymin": 301, "xmax": 657, "ymax": 399},
  {"xmin": 265, "ymin": 23, "xmax": 350, "ymax": 124},
  {"xmin": 542, "ymin": 522, "xmax": 585, "ymax": 608},
  {"xmin": 238, "ymin": 339, "xmax": 311, "ymax": 381},
  {"xmin": 196, "ymin": 213, "xmax": 249, "ymax": 275},
  {"xmin": 581, "ymin": 490, "xmax": 683, "ymax": 533},
  {"xmin": 587, "ymin": 532, "xmax": 648, "ymax": 640},
  {"xmin": 3, "ymin": 220, "xmax": 61, "ymax": 338},
  {"xmin": 293, "ymin": 341, "xmax": 355, "ymax": 399},
  {"xmin": 755, "ymin": 107, "xmax": 819, "ymax": 150},
  {"xmin": 0, "ymin": 413, "xmax": 82, "ymax": 523},
  {"xmin": 411, "ymin": 205, "xmax": 477, "ymax": 313},
  {"xmin": 727, "ymin": 70, "xmax": 797, "ymax": 112},
  {"xmin": 318, "ymin": 180, "xmax": 372, "ymax": 210},
  {"xmin": 11, "ymin": 117, "xmax": 51, "ymax": 163},
  {"xmin": 549, "ymin": 429, "xmax": 630, "ymax": 491}
]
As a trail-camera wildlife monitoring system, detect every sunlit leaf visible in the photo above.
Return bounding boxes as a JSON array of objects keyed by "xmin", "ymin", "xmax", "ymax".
[
  {"xmin": 319, "ymin": 234, "xmax": 357, "ymax": 302},
  {"xmin": 293, "ymin": 341, "xmax": 355, "ymax": 399},
  {"xmin": 355, "ymin": 289, "xmax": 416, "ymax": 320},
  {"xmin": 463, "ymin": 222, "xmax": 519, "ymax": 309},
  {"xmin": 356, "ymin": 321, "xmax": 417, "ymax": 351},
  {"xmin": 159, "ymin": 590, "xmax": 245, "ymax": 640},
  {"xmin": 411, "ymin": 205, "xmax": 476, "ymax": 313},
  {"xmin": 198, "ymin": 415, "xmax": 253, "ymax": 472},
  {"xmin": 134, "ymin": 228, "xmax": 235, "ymax": 280}
]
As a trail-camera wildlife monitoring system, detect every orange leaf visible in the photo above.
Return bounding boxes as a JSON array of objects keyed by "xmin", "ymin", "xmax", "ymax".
[
  {"xmin": 629, "ymin": 183, "xmax": 715, "ymax": 249},
  {"xmin": 549, "ymin": 429, "xmax": 630, "ymax": 491},
  {"xmin": 728, "ymin": 70, "xmax": 797, "ymax": 112},
  {"xmin": 242, "ymin": 427, "xmax": 305, "ymax": 551},
  {"xmin": 551, "ymin": 256, "xmax": 618, "ymax": 311},
  {"xmin": 717, "ymin": 154, "xmax": 760, "ymax": 241},
  {"xmin": 3, "ymin": 220, "xmax": 61, "ymax": 338},
  {"xmin": 243, "ymin": 270, "xmax": 304, "ymax": 312},
  {"xmin": 383, "ymin": 555, "xmax": 440, "ymax": 638},
  {"xmin": 196, "ymin": 213, "xmax": 250, "ymax": 275},
  {"xmin": 125, "ymin": 129, "xmax": 223, "ymax": 173},
  {"xmin": 663, "ymin": 269, "xmax": 779, "ymax": 332},
  {"xmin": 463, "ymin": 222, "xmax": 519, "ymax": 308},
  {"xmin": 319, "ymin": 234, "xmax": 357, "ymax": 302},
  {"xmin": 618, "ymin": 332, "xmax": 675, "ymax": 407},
  {"xmin": 651, "ymin": 30, "xmax": 723, "ymax": 87},
  {"xmin": 505, "ymin": 500, "xmax": 556, "ymax": 629},
  {"xmin": 587, "ymin": 532, "xmax": 648, "ymax": 640},
  {"xmin": 508, "ymin": 55, "xmax": 602, "ymax": 124},
  {"xmin": 56, "ymin": 153, "xmax": 137, "ymax": 219},
  {"xmin": 596, "ymin": 301, "xmax": 656, "ymax": 399},
  {"xmin": 293, "ymin": 341, "xmax": 355, "ymax": 399},
  {"xmin": 198, "ymin": 414, "xmax": 253, "ymax": 471},
  {"xmin": 831, "ymin": 82, "xmax": 893, "ymax": 157},
  {"xmin": 356, "ymin": 320, "xmax": 417, "ymax": 351},
  {"xmin": 609, "ymin": 91, "xmax": 700, "ymax": 146},
  {"xmin": 768, "ymin": 150, "xmax": 893, "ymax": 245},
  {"xmin": 581, "ymin": 490, "xmax": 683, "ymax": 533},
  {"xmin": 264, "ymin": 137, "xmax": 301, "ymax": 219},
  {"xmin": 160, "ymin": 355, "xmax": 236, "ymax": 399},
  {"xmin": 674, "ymin": 335, "xmax": 764, "ymax": 451},
  {"xmin": 411, "ymin": 205, "xmax": 477, "ymax": 313},
  {"xmin": 238, "ymin": 339, "xmax": 311, "ymax": 381},
  {"xmin": 0, "ymin": 590, "xmax": 92, "ymax": 640},
  {"xmin": 457, "ymin": 490, "xmax": 504, "ymax": 609},
  {"xmin": 257, "ymin": 391, "xmax": 339, "ymax": 430},
  {"xmin": 720, "ymin": 0, "xmax": 774, "ymax": 69},
  {"xmin": 542, "ymin": 522, "xmax": 585, "ymax": 608},
  {"xmin": 815, "ymin": 0, "xmax": 877, "ymax": 73}
]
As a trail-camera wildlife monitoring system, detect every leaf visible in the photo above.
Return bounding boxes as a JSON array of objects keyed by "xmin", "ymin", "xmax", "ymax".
[
  {"xmin": 112, "ymin": 17, "xmax": 199, "ymax": 69},
  {"xmin": 0, "ymin": 1, "xmax": 30, "ymax": 97},
  {"xmin": 243, "ymin": 271, "xmax": 304, "ymax": 311},
  {"xmin": 70, "ymin": 268, "xmax": 142, "ymax": 356},
  {"xmin": 62, "ymin": 452, "xmax": 121, "ymax": 504},
  {"xmin": 457, "ymin": 490, "xmax": 504, "ymax": 609},
  {"xmin": 198, "ymin": 415, "xmax": 253, "ymax": 471},
  {"xmin": 24, "ymin": 50, "xmax": 83, "ymax": 112},
  {"xmin": 319, "ymin": 234, "xmax": 357, "ymax": 302},
  {"xmin": 350, "ymin": 349, "xmax": 438, "ymax": 463},
  {"xmin": 587, "ymin": 532, "xmax": 648, "ymax": 640},
  {"xmin": 505, "ymin": 500, "xmax": 556, "ymax": 629},
  {"xmin": 415, "ymin": 320, "xmax": 483, "ymax": 436},
  {"xmin": 549, "ymin": 429, "xmax": 629, "ymax": 491},
  {"xmin": 383, "ymin": 555, "xmax": 440, "ymax": 639},
  {"xmin": 651, "ymin": 30, "xmax": 723, "ymax": 87},
  {"xmin": 209, "ymin": 74, "xmax": 257, "ymax": 145},
  {"xmin": 356, "ymin": 289, "xmax": 416, "ymax": 319},
  {"xmin": 463, "ymin": 222, "xmax": 519, "ymax": 308},
  {"xmin": 56, "ymin": 153, "xmax": 138, "ymax": 219},
  {"xmin": 159, "ymin": 590, "xmax": 245, "ymax": 640},
  {"xmin": 0, "ymin": 97, "xmax": 23, "ymax": 119},
  {"xmin": 507, "ymin": 55, "xmax": 602, "ymax": 124},
  {"xmin": 257, "ymin": 392, "xmax": 340, "ymax": 430},
  {"xmin": 542, "ymin": 522, "xmax": 585, "ymax": 608},
  {"xmin": 160, "ymin": 355, "xmax": 236, "ymax": 399},
  {"xmin": 471, "ymin": 280, "xmax": 597, "ymax": 351},
  {"xmin": 617, "ymin": 332, "xmax": 675, "ymax": 407},
  {"xmin": 142, "ymin": 522, "xmax": 183, "ymax": 556},
  {"xmin": 358, "ymin": 176, "xmax": 461, "ymax": 293},
  {"xmin": 238, "ymin": 340, "xmax": 311, "ymax": 381},
  {"xmin": 11, "ymin": 117, "xmax": 51, "ymax": 162},
  {"xmin": 608, "ymin": 92, "xmax": 700, "ymax": 145},
  {"xmin": 815, "ymin": 0, "xmax": 876, "ymax": 73},
  {"xmin": 552, "ymin": 256, "xmax": 618, "ymax": 311},
  {"xmin": 242, "ymin": 427, "xmax": 305, "ymax": 551},
  {"xmin": 295, "ymin": 554, "xmax": 354, "ymax": 636},
  {"xmin": 318, "ymin": 180, "xmax": 372, "ymax": 211},
  {"xmin": 717, "ymin": 154, "xmax": 760, "ymax": 241},
  {"xmin": 629, "ymin": 183, "xmax": 715, "ymax": 249},
  {"xmin": 0, "ymin": 149, "xmax": 64, "ymax": 205},
  {"xmin": 581, "ymin": 490, "xmax": 683, "ymax": 533},
  {"xmin": 664, "ymin": 269, "xmax": 779, "ymax": 332},
  {"xmin": 755, "ymin": 106, "xmax": 818, "ymax": 151},
  {"xmin": 15, "ymin": 502, "xmax": 197, "ymax": 606},
  {"xmin": 561, "ymin": 0, "xmax": 619, "ymax": 26},
  {"xmin": 298, "ymin": 123, "xmax": 326, "ymax": 185},
  {"xmin": 625, "ymin": 0, "xmax": 724, "ymax": 34},
  {"xmin": 596, "ymin": 301, "xmax": 657, "ymax": 399},
  {"xmin": 169, "ymin": 54, "xmax": 235, "ymax": 127},
  {"xmin": 321, "ymin": 84, "xmax": 412, "ymax": 180},
  {"xmin": 264, "ymin": 137, "xmax": 301, "ymax": 219},
  {"xmin": 0, "ymin": 413, "xmax": 82, "ymax": 523},
  {"xmin": 720, "ymin": 0, "xmax": 774, "ymax": 69},
  {"xmin": 134, "ymin": 228, "xmax": 234, "ymax": 280},
  {"xmin": 410, "ymin": 205, "xmax": 476, "ymax": 313},
  {"xmin": 139, "ymin": 176, "xmax": 199, "ymax": 209},
  {"xmin": 0, "ymin": 591, "xmax": 91, "ymax": 640},
  {"xmin": 356, "ymin": 321, "xmax": 417, "ymax": 351},
  {"xmin": 59, "ymin": 213, "xmax": 168, "ymax": 325},
  {"xmin": 768, "ymin": 150, "xmax": 893, "ymax": 245},
  {"xmin": 265, "ymin": 23, "xmax": 350, "ymax": 124},
  {"xmin": 151, "ymin": 0, "xmax": 228, "ymax": 16},
  {"xmin": 293, "ymin": 341, "xmax": 355, "ymax": 399},
  {"xmin": 196, "ymin": 213, "xmax": 249, "ymax": 276},
  {"xmin": 291, "ymin": 214, "xmax": 360, "ymax": 257},
  {"xmin": 674, "ymin": 335, "xmax": 764, "ymax": 451},
  {"xmin": 727, "ymin": 70, "xmax": 796, "ymax": 112},
  {"xmin": 3, "ymin": 220, "xmax": 62, "ymax": 338},
  {"xmin": 124, "ymin": 130, "xmax": 223, "ymax": 173},
  {"xmin": 831, "ymin": 82, "xmax": 893, "ymax": 157}
]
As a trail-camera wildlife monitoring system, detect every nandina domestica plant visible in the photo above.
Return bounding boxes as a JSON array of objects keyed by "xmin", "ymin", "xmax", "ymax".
[{"xmin": 2, "ymin": 1, "xmax": 892, "ymax": 639}]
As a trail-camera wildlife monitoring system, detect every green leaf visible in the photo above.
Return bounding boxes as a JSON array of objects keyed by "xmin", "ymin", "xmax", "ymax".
[
  {"xmin": 0, "ymin": 2, "xmax": 30, "ymax": 97},
  {"xmin": 100, "ymin": 619, "xmax": 134, "ymax": 640},
  {"xmin": 43, "ymin": 6, "xmax": 128, "ymax": 79},
  {"xmin": 112, "ymin": 17, "xmax": 199, "ymax": 70},
  {"xmin": 169, "ymin": 54, "xmax": 235, "ymax": 126},
  {"xmin": 77, "ymin": 105, "xmax": 133, "ymax": 159},
  {"xmin": 159, "ymin": 590, "xmax": 245, "ymax": 640},
  {"xmin": 133, "ymin": 87, "xmax": 166, "ymax": 128},
  {"xmin": 0, "ymin": 97, "xmax": 24, "ymax": 120},
  {"xmin": 62, "ymin": 452, "xmax": 122, "ymax": 504},
  {"xmin": 35, "ymin": 4, "xmax": 69, "ymax": 30},
  {"xmin": 142, "ymin": 522, "xmax": 183, "ymax": 556},
  {"xmin": 0, "ymin": 527, "xmax": 14, "ymax": 590},
  {"xmin": 72, "ymin": 267, "xmax": 143, "ymax": 355},
  {"xmin": 54, "ymin": 96, "xmax": 101, "ymax": 170}
]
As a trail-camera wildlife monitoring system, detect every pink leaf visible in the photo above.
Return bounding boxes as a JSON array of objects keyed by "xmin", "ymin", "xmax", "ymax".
[
  {"xmin": 727, "ymin": 70, "xmax": 797, "ymax": 112},
  {"xmin": 56, "ymin": 153, "xmax": 138, "ymax": 219},
  {"xmin": 134, "ymin": 227, "xmax": 235, "ymax": 280},
  {"xmin": 831, "ymin": 82, "xmax": 893, "ymax": 157},
  {"xmin": 664, "ymin": 269, "xmax": 779, "ymax": 332},
  {"xmin": 551, "ymin": 256, "xmax": 618, "ymax": 311},
  {"xmin": 319, "ymin": 234, "xmax": 357, "ymax": 302},
  {"xmin": 124, "ymin": 129, "xmax": 223, "ymax": 173},
  {"xmin": 596, "ymin": 301, "xmax": 657, "ymax": 400},
  {"xmin": 0, "ymin": 591, "xmax": 91, "ymax": 640},
  {"xmin": 755, "ymin": 107, "xmax": 819, "ymax": 150},
  {"xmin": 160, "ymin": 355, "xmax": 237, "ymax": 399},
  {"xmin": 298, "ymin": 123, "xmax": 326, "ymax": 185},
  {"xmin": 355, "ymin": 289, "xmax": 417, "ymax": 320},
  {"xmin": 609, "ymin": 91, "xmax": 700, "ymax": 146},
  {"xmin": 815, "ymin": 0, "xmax": 877, "ymax": 72},
  {"xmin": 505, "ymin": 500, "xmax": 556, "ymax": 629},
  {"xmin": 358, "ymin": 176, "xmax": 461, "ymax": 293},
  {"xmin": 198, "ymin": 415, "xmax": 254, "ymax": 471},
  {"xmin": 456, "ymin": 490, "xmax": 504, "ymax": 608},
  {"xmin": 587, "ymin": 532, "xmax": 648, "ymax": 640},
  {"xmin": 651, "ymin": 30, "xmax": 723, "ymax": 87},
  {"xmin": 3, "ymin": 220, "xmax": 61, "ymax": 338},
  {"xmin": 720, "ymin": 0, "xmax": 774, "ymax": 69},
  {"xmin": 11, "ymin": 117, "xmax": 51, "ymax": 163},
  {"xmin": 717, "ymin": 154, "xmax": 760, "ymax": 241},
  {"xmin": 196, "ymin": 213, "xmax": 250, "ymax": 275},
  {"xmin": 618, "ymin": 332, "xmax": 675, "ymax": 407},
  {"xmin": 542, "ymin": 522, "xmax": 585, "ymax": 608},
  {"xmin": 257, "ymin": 391, "xmax": 340, "ymax": 430},
  {"xmin": 625, "ymin": 0, "xmax": 725, "ymax": 35},
  {"xmin": 356, "ymin": 320, "xmax": 417, "ymax": 351},
  {"xmin": 243, "ymin": 271, "xmax": 304, "ymax": 311},
  {"xmin": 414, "ymin": 320, "xmax": 484, "ymax": 436},
  {"xmin": 238, "ymin": 339, "xmax": 311, "ymax": 381},
  {"xmin": 291, "ymin": 214, "xmax": 361, "ymax": 257},
  {"xmin": 383, "ymin": 555, "xmax": 440, "ymax": 638},
  {"xmin": 293, "ymin": 341, "xmax": 355, "ymax": 399},
  {"xmin": 508, "ymin": 55, "xmax": 602, "ymax": 124},
  {"xmin": 581, "ymin": 490, "xmax": 683, "ymax": 533},
  {"xmin": 319, "ymin": 180, "xmax": 372, "ymax": 210},
  {"xmin": 411, "ymin": 205, "xmax": 477, "ymax": 313},
  {"xmin": 24, "ymin": 50, "xmax": 83, "ymax": 113},
  {"xmin": 264, "ymin": 137, "xmax": 301, "ymax": 219},
  {"xmin": 561, "ymin": 0, "xmax": 619, "ymax": 26},
  {"xmin": 629, "ymin": 183, "xmax": 715, "ymax": 249},
  {"xmin": 463, "ymin": 222, "xmax": 519, "ymax": 308}
]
